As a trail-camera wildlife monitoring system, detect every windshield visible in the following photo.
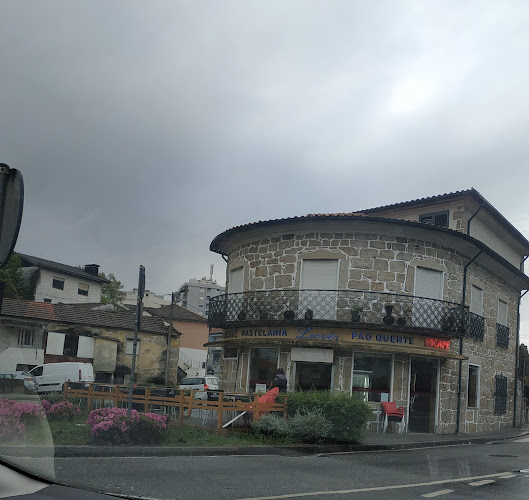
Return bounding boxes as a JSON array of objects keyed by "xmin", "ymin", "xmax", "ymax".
[{"xmin": 1, "ymin": 2, "xmax": 529, "ymax": 500}]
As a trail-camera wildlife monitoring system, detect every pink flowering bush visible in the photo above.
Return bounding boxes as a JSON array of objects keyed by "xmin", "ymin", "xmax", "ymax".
[
  {"xmin": 41, "ymin": 400, "xmax": 80, "ymax": 421},
  {"xmin": 86, "ymin": 408, "xmax": 167, "ymax": 445},
  {"xmin": 0, "ymin": 399, "xmax": 45, "ymax": 442}
]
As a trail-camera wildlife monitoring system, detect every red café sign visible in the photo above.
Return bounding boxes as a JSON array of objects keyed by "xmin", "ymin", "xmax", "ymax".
[{"xmin": 424, "ymin": 337, "xmax": 451, "ymax": 350}]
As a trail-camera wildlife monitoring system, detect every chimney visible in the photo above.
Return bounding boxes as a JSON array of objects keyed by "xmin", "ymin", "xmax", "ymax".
[{"xmin": 84, "ymin": 264, "xmax": 100, "ymax": 276}]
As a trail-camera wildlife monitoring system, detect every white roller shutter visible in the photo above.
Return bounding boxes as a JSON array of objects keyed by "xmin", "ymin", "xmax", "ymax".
[
  {"xmin": 497, "ymin": 299, "xmax": 508, "ymax": 326},
  {"xmin": 301, "ymin": 260, "xmax": 338, "ymax": 290},
  {"xmin": 470, "ymin": 285, "xmax": 483, "ymax": 315},
  {"xmin": 415, "ymin": 267, "xmax": 443, "ymax": 300},
  {"xmin": 229, "ymin": 267, "xmax": 244, "ymax": 293}
]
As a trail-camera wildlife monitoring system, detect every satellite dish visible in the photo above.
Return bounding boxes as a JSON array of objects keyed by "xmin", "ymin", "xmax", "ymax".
[{"xmin": 0, "ymin": 163, "xmax": 24, "ymax": 268}]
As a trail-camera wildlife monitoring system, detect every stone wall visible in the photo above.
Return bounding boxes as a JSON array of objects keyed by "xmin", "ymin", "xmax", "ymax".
[{"xmin": 224, "ymin": 229, "xmax": 520, "ymax": 433}]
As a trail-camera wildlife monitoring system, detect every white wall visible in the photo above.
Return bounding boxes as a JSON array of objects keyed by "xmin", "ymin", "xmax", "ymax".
[
  {"xmin": 0, "ymin": 347, "xmax": 44, "ymax": 372},
  {"xmin": 179, "ymin": 347, "xmax": 207, "ymax": 377},
  {"xmin": 123, "ymin": 290, "xmax": 170, "ymax": 308},
  {"xmin": 34, "ymin": 268, "xmax": 102, "ymax": 303}
]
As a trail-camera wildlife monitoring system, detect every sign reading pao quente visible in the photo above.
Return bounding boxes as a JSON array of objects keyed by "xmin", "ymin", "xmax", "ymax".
[{"xmin": 227, "ymin": 326, "xmax": 450, "ymax": 350}]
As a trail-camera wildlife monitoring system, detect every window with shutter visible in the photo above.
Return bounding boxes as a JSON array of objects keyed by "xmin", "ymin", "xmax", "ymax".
[
  {"xmin": 497, "ymin": 299, "xmax": 508, "ymax": 326},
  {"xmin": 470, "ymin": 285, "xmax": 483, "ymax": 315},
  {"xmin": 228, "ymin": 267, "xmax": 244, "ymax": 293},
  {"xmin": 413, "ymin": 267, "xmax": 443, "ymax": 328},
  {"xmin": 300, "ymin": 260, "xmax": 339, "ymax": 320}
]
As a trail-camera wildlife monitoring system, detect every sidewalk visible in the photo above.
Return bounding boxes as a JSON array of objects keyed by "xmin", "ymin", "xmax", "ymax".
[{"xmin": 3, "ymin": 424, "xmax": 528, "ymax": 458}]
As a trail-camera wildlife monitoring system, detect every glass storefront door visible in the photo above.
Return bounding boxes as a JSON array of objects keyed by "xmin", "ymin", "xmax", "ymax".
[
  {"xmin": 409, "ymin": 358, "xmax": 438, "ymax": 433},
  {"xmin": 295, "ymin": 362, "xmax": 332, "ymax": 391},
  {"xmin": 248, "ymin": 348, "xmax": 278, "ymax": 392}
]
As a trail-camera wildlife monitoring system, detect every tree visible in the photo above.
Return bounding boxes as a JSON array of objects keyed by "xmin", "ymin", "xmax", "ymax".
[
  {"xmin": 0, "ymin": 253, "xmax": 31, "ymax": 299},
  {"xmin": 100, "ymin": 272, "xmax": 126, "ymax": 305}
]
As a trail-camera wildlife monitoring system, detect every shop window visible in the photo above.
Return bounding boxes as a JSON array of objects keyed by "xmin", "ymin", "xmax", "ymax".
[
  {"xmin": 352, "ymin": 353, "xmax": 391, "ymax": 402},
  {"xmin": 468, "ymin": 365, "xmax": 480, "ymax": 408},
  {"xmin": 418, "ymin": 210, "xmax": 449, "ymax": 228},
  {"xmin": 249, "ymin": 348, "xmax": 278, "ymax": 392},
  {"xmin": 223, "ymin": 347, "xmax": 237, "ymax": 359},
  {"xmin": 295, "ymin": 362, "xmax": 332, "ymax": 391},
  {"xmin": 494, "ymin": 374, "xmax": 507, "ymax": 415}
]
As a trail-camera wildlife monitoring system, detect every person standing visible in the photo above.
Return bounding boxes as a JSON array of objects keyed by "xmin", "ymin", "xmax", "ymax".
[{"xmin": 270, "ymin": 368, "xmax": 287, "ymax": 392}]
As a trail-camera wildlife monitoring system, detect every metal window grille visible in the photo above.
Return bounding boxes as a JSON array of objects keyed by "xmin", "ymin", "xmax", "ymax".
[
  {"xmin": 466, "ymin": 312, "xmax": 485, "ymax": 341},
  {"xmin": 494, "ymin": 375, "xmax": 508, "ymax": 415},
  {"xmin": 496, "ymin": 323, "xmax": 509, "ymax": 348},
  {"xmin": 18, "ymin": 329, "xmax": 34, "ymax": 346}
]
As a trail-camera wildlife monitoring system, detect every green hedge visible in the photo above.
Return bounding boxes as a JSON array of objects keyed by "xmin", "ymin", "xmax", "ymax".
[{"xmin": 286, "ymin": 391, "xmax": 372, "ymax": 443}]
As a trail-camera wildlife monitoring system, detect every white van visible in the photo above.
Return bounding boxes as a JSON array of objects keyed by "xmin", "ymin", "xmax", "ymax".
[{"xmin": 30, "ymin": 362, "xmax": 95, "ymax": 392}]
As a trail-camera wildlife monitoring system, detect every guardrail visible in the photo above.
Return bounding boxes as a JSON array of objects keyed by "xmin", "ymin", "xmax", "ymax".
[
  {"xmin": 209, "ymin": 289, "xmax": 468, "ymax": 336},
  {"xmin": 63, "ymin": 383, "xmax": 287, "ymax": 430}
]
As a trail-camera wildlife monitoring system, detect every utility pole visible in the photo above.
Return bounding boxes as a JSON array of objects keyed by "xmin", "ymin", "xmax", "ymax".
[
  {"xmin": 127, "ymin": 265, "xmax": 145, "ymax": 418},
  {"xmin": 165, "ymin": 292, "xmax": 175, "ymax": 386}
]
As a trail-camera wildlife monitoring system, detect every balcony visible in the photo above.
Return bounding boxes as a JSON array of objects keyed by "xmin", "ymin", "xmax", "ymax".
[{"xmin": 208, "ymin": 290, "xmax": 469, "ymax": 337}]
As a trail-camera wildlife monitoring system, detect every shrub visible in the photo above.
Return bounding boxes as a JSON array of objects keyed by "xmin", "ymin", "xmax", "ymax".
[
  {"xmin": 288, "ymin": 407, "xmax": 332, "ymax": 443},
  {"xmin": 42, "ymin": 400, "xmax": 80, "ymax": 421},
  {"xmin": 86, "ymin": 408, "xmax": 167, "ymax": 445},
  {"xmin": 251, "ymin": 413, "xmax": 290, "ymax": 438},
  {"xmin": 0, "ymin": 399, "xmax": 45, "ymax": 442},
  {"xmin": 287, "ymin": 391, "xmax": 372, "ymax": 443}
]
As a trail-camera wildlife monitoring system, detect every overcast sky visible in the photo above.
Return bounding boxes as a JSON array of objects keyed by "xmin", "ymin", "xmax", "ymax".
[{"xmin": 1, "ymin": 1, "xmax": 529, "ymax": 340}]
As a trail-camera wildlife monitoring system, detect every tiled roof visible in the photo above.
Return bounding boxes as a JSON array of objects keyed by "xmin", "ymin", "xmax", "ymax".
[
  {"xmin": 0, "ymin": 299, "xmax": 175, "ymax": 335},
  {"xmin": 145, "ymin": 305, "xmax": 207, "ymax": 323},
  {"xmin": 17, "ymin": 254, "xmax": 110, "ymax": 283},
  {"xmin": 1, "ymin": 298, "xmax": 57, "ymax": 321},
  {"xmin": 358, "ymin": 189, "xmax": 474, "ymax": 213}
]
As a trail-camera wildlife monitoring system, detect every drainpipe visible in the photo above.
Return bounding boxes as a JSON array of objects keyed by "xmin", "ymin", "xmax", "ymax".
[
  {"xmin": 514, "ymin": 288, "xmax": 528, "ymax": 427},
  {"xmin": 456, "ymin": 248, "xmax": 483, "ymax": 434}
]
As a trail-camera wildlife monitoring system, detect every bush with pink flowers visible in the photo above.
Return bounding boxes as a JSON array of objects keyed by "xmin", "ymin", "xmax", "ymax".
[
  {"xmin": 41, "ymin": 399, "xmax": 80, "ymax": 421},
  {"xmin": 0, "ymin": 399, "xmax": 45, "ymax": 442},
  {"xmin": 86, "ymin": 407, "xmax": 167, "ymax": 445}
]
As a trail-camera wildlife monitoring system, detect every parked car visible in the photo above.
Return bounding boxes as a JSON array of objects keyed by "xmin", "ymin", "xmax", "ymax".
[
  {"xmin": 0, "ymin": 372, "xmax": 38, "ymax": 393},
  {"xmin": 178, "ymin": 376, "xmax": 220, "ymax": 400},
  {"xmin": 29, "ymin": 362, "xmax": 95, "ymax": 393}
]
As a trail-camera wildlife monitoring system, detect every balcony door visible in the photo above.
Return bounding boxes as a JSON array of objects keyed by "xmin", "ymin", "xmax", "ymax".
[
  {"xmin": 300, "ymin": 260, "xmax": 338, "ymax": 321},
  {"xmin": 227, "ymin": 267, "xmax": 244, "ymax": 320},
  {"xmin": 413, "ymin": 267, "xmax": 443, "ymax": 329}
]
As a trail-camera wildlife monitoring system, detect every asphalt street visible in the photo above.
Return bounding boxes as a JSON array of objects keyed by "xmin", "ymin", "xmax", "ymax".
[{"xmin": 30, "ymin": 436, "xmax": 529, "ymax": 500}]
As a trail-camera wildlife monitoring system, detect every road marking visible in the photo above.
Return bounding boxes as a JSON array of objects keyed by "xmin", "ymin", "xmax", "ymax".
[
  {"xmin": 500, "ymin": 473, "xmax": 517, "ymax": 479},
  {"xmin": 512, "ymin": 437, "xmax": 529, "ymax": 442},
  {"xmin": 235, "ymin": 472, "xmax": 515, "ymax": 500},
  {"xmin": 468, "ymin": 479, "xmax": 495, "ymax": 486},
  {"xmin": 315, "ymin": 443, "xmax": 469, "ymax": 456},
  {"xmin": 421, "ymin": 489, "xmax": 454, "ymax": 497}
]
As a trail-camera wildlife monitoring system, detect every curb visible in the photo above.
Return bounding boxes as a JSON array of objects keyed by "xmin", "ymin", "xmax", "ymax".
[{"xmin": 2, "ymin": 430, "xmax": 528, "ymax": 458}]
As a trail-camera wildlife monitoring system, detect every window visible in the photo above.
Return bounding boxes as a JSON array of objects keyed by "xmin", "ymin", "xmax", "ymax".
[
  {"xmin": 63, "ymin": 334, "xmax": 79, "ymax": 356},
  {"xmin": 223, "ymin": 347, "xmax": 238, "ymax": 359},
  {"xmin": 470, "ymin": 285, "xmax": 483, "ymax": 316},
  {"xmin": 494, "ymin": 374, "xmax": 508, "ymax": 415},
  {"xmin": 228, "ymin": 267, "xmax": 244, "ymax": 293},
  {"xmin": 78, "ymin": 283, "xmax": 89, "ymax": 296},
  {"xmin": 52, "ymin": 277, "xmax": 64, "ymax": 290},
  {"xmin": 352, "ymin": 353, "xmax": 392, "ymax": 402},
  {"xmin": 18, "ymin": 329, "xmax": 35, "ymax": 347},
  {"xmin": 418, "ymin": 210, "xmax": 449, "ymax": 228},
  {"xmin": 497, "ymin": 299, "xmax": 508, "ymax": 326},
  {"xmin": 468, "ymin": 365, "xmax": 480, "ymax": 408},
  {"xmin": 125, "ymin": 339, "xmax": 140, "ymax": 355},
  {"xmin": 43, "ymin": 298, "xmax": 52, "ymax": 303},
  {"xmin": 249, "ymin": 348, "xmax": 278, "ymax": 392},
  {"xmin": 300, "ymin": 259, "xmax": 339, "ymax": 320},
  {"xmin": 414, "ymin": 267, "xmax": 443, "ymax": 328}
]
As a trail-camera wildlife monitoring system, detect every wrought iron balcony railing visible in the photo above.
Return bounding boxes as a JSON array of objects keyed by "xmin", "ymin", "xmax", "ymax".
[
  {"xmin": 496, "ymin": 323, "xmax": 509, "ymax": 348},
  {"xmin": 467, "ymin": 312, "xmax": 485, "ymax": 341},
  {"xmin": 208, "ymin": 289, "xmax": 472, "ymax": 337}
]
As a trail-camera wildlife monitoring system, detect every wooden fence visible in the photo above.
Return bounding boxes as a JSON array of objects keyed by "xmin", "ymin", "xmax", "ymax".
[{"xmin": 63, "ymin": 383, "xmax": 287, "ymax": 430}]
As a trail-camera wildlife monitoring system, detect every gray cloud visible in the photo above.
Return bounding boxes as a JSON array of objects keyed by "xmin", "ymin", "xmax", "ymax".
[{"xmin": 1, "ymin": 1, "xmax": 528, "ymax": 339}]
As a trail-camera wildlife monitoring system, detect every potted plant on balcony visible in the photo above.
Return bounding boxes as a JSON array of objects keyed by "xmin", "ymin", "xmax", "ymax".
[
  {"xmin": 304, "ymin": 308, "xmax": 314, "ymax": 320},
  {"xmin": 383, "ymin": 304, "xmax": 395, "ymax": 325},
  {"xmin": 237, "ymin": 310, "xmax": 247, "ymax": 321},
  {"xmin": 397, "ymin": 305, "xmax": 411, "ymax": 326},
  {"xmin": 441, "ymin": 313, "xmax": 456, "ymax": 332},
  {"xmin": 284, "ymin": 310, "xmax": 295, "ymax": 320},
  {"xmin": 351, "ymin": 304, "xmax": 363, "ymax": 322},
  {"xmin": 259, "ymin": 310, "xmax": 269, "ymax": 320}
]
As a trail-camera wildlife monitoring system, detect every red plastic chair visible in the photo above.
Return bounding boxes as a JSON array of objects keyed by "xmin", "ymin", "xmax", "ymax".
[{"xmin": 381, "ymin": 401, "xmax": 405, "ymax": 433}]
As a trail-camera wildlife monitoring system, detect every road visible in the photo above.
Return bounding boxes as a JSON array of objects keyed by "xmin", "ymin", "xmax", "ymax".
[{"xmin": 22, "ymin": 437, "xmax": 529, "ymax": 499}]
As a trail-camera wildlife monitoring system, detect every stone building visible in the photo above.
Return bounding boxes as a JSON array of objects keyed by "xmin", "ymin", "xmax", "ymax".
[
  {"xmin": 0, "ymin": 299, "xmax": 180, "ymax": 385},
  {"xmin": 207, "ymin": 189, "xmax": 529, "ymax": 434}
]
